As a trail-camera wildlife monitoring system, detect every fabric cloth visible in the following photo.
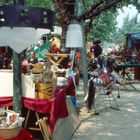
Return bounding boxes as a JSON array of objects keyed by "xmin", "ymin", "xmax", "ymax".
[
  {"xmin": 66, "ymin": 76, "xmax": 76, "ymax": 96},
  {"xmin": 0, "ymin": 129, "xmax": 34, "ymax": 140},
  {"xmin": 98, "ymin": 73, "xmax": 111, "ymax": 87},
  {"xmin": 65, "ymin": 70, "xmax": 76, "ymax": 87},
  {"xmin": 0, "ymin": 86, "xmax": 70, "ymax": 135},
  {"xmin": 0, "ymin": 96, "xmax": 13, "ymax": 107},
  {"xmin": 23, "ymin": 87, "xmax": 69, "ymax": 134}
]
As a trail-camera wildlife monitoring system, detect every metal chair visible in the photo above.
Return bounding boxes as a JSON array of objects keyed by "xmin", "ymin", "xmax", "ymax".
[{"xmin": 93, "ymin": 72, "xmax": 120, "ymax": 110}]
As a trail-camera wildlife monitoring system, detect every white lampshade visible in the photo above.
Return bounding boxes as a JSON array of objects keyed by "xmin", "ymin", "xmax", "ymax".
[
  {"xmin": 65, "ymin": 23, "xmax": 84, "ymax": 48},
  {"xmin": 0, "ymin": 27, "xmax": 50, "ymax": 53}
]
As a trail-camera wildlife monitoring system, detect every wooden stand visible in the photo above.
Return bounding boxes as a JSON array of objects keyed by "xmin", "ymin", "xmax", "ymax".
[
  {"xmin": 24, "ymin": 109, "xmax": 51, "ymax": 140},
  {"xmin": 36, "ymin": 117, "xmax": 52, "ymax": 140},
  {"xmin": 45, "ymin": 53, "xmax": 69, "ymax": 66}
]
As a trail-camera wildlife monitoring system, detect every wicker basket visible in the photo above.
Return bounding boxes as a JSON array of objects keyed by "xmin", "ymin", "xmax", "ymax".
[
  {"xmin": 0, "ymin": 125, "xmax": 21, "ymax": 139},
  {"xmin": 36, "ymin": 80, "xmax": 57, "ymax": 99},
  {"xmin": 0, "ymin": 110, "xmax": 21, "ymax": 139}
]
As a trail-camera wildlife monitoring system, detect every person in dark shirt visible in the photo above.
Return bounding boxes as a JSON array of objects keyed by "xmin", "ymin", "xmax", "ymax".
[
  {"xmin": 93, "ymin": 40, "xmax": 102, "ymax": 58},
  {"xmin": 91, "ymin": 40, "xmax": 103, "ymax": 68}
]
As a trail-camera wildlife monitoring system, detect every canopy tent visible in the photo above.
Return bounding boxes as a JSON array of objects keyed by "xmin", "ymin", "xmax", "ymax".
[
  {"xmin": 126, "ymin": 32, "xmax": 140, "ymax": 50},
  {"xmin": 0, "ymin": 3, "xmax": 55, "ymax": 114},
  {"xmin": 0, "ymin": 27, "xmax": 51, "ymax": 53}
]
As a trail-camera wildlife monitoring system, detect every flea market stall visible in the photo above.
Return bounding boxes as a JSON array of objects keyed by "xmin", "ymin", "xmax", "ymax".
[
  {"xmin": 0, "ymin": 1, "xmax": 80, "ymax": 140},
  {"xmin": 0, "ymin": 44, "xmax": 80, "ymax": 140},
  {"xmin": 0, "ymin": 42, "xmax": 80, "ymax": 140},
  {"xmin": 0, "ymin": 69, "xmax": 78, "ymax": 137}
]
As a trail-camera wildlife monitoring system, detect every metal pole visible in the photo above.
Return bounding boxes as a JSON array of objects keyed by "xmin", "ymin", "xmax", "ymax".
[
  {"xmin": 13, "ymin": 0, "xmax": 24, "ymax": 5},
  {"xmin": 12, "ymin": 0, "xmax": 24, "ymax": 115},
  {"xmin": 76, "ymin": 0, "xmax": 88, "ymax": 95},
  {"xmin": 13, "ymin": 0, "xmax": 18, "ymax": 5},
  {"xmin": 13, "ymin": 51, "xmax": 22, "ymax": 114}
]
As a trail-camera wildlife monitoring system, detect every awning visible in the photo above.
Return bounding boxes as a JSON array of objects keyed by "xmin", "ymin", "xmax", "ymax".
[{"xmin": 0, "ymin": 27, "xmax": 50, "ymax": 53}]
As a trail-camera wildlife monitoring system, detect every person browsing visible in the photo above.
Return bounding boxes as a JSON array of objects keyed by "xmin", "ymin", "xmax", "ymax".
[{"xmin": 28, "ymin": 51, "xmax": 38, "ymax": 69}]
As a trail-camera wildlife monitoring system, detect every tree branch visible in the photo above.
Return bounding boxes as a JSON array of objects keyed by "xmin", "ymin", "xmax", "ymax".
[{"xmin": 73, "ymin": 0, "xmax": 123, "ymax": 21}]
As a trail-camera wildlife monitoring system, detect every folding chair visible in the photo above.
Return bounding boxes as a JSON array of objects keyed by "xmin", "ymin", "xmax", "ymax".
[
  {"xmin": 112, "ymin": 70, "xmax": 137, "ymax": 91},
  {"xmin": 93, "ymin": 72, "xmax": 119, "ymax": 110}
]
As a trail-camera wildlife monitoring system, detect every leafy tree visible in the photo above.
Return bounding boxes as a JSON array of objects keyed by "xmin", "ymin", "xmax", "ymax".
[
  {"xmin": 87, "ymin": 11, "xmax": 117, "ymax": 42},
  {"xmin": 1, "ymin": 0, "xmax": 140, "ymax": 22},
  {"xmin": 1, "ymin": 0, "xmax": 140, "ymax": 43},
  {"xmin": 113, "ymin": 14, "xmax": 140, "ymax": 44},
  {"xmin": 25, "ymin": 0, "xmax": 53, "ymax": 9}
]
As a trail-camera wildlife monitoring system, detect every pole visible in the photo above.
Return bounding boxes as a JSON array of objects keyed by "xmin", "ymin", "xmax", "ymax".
[
  {"xmin": 13, "ymin": 0, "xmax": 24, "ymax": 5},
  {"xmin": 76, "ymin": 0, "xmax": 88, "ymax": 95},
  {"xmin": 12, "ymin": 0, "xmax": 24, "ymax": 115},
  {"xmin": 13, "ymin": 51, "xmax": 22, "ymax": 114}
]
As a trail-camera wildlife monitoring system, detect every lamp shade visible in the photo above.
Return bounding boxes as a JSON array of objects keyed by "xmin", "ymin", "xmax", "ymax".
[
  {"xmin": 0, "ymin": 27, "xmax": 50, "ymax": 53},
  {"xmin": 65, "ymin": 23, "xmax": 84, "ymax": 48}
]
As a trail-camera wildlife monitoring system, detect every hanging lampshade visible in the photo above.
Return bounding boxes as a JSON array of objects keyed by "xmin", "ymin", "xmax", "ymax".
[{"xmin": 65, "ymin": 22, "xmax": 84, "ymax": 48}]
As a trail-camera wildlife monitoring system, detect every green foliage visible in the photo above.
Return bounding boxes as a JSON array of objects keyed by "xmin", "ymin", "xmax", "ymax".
[
  {"xmin": 1, "ymin": 0, "xmax": 140, "ymax": 45},
  {"xmin": 25, "ymin": 0, "xmax": 54, "ymax": 9},
  {"xmin": 87, "ymin": 11, "xmax": 117, "ymax": 43},
  {"xmin": 0, "ymin": 0, "xmax": 13, "ymax": 5},
  {"xmin": 113, "ymin": 14, "xmax": 140, "ymax": 44},
  {"xmin": 0, "ymin": 0, "xmax": 54, "ymax": 9}
]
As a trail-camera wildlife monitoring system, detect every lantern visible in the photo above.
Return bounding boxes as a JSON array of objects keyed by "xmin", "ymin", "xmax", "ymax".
[{"xmin": 65, "ymin": 22, "xmax": 84, "ymax": 48}]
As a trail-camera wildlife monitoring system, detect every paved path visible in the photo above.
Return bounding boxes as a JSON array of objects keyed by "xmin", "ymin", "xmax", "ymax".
[{"xmin": 71, "ymin": 82, "xmax": 140, "ymax": 140}]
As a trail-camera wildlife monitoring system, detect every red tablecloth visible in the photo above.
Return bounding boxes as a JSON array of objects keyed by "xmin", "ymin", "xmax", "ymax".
[
  {"xmin": 66, "ymin": 76, "xmax": 75, "ymax": 96},
  {"xmin": 23, "ymin": 86, "xmax": 69, "ymax": 134},
  {"xmin": 0, "ymin": 130, "xmax": 33, "ymax": 140},
  {"xmin": 0, "ymin": 96, "xmax": 13, "ymax": 107},
  {"xmin": 0, "ymin": 77, "xmax": 75, "ymax": 135},
  {"xmin": 0, "ymin": 87, "xmax": 69, "ymax": 135}
]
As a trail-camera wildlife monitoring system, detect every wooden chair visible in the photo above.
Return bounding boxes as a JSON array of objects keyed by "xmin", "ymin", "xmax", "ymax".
[{"xmin": 24, "ymin": 109, "xmax": 51, "ymax": 140}]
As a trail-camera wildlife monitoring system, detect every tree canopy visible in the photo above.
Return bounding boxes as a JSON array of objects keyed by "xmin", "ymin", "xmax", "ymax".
[
  {"xmin": 1, "ymin": 0, "xmax": 140, "ymax": 24},
  {"xmin": 1, "ymin": 0, "xmax": 140, "ymax": 43},
  {"xmin": 113, "ymin": 14, "xmax": 140, "ymax": 44}
]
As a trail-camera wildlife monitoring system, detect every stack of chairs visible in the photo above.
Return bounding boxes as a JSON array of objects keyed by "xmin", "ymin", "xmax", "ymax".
[{"xmin": 86, "ymin": 65, "xmax": 120, "ymax": 113}]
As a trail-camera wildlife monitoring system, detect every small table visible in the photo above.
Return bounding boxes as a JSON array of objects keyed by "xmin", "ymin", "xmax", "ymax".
[
  {"xmin": 0, "ymin": 87, "xmax": 69, "ymax": 136},
  {"xmin": 117, "ymin": 63, "xmax": 140, "ymax": 67},
  {"xmin": 115, "ymin": 63, "xmax": 140, "ymax": 90},
  {"xmin": 117, "ymin": 63, "xmax": 140, "ymax": 79},
  {"xmin": 45, "ymin": 53, "xmax": 69, "ymax": 67},
  {"xmin": 22, "ymin": 86, "xmax": 69, "ymax": 135}
]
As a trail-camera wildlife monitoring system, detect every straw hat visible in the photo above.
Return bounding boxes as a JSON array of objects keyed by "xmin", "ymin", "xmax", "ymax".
[{"xmin": 32, "ymin": 63, "xmax": 44, "ymax": 74}]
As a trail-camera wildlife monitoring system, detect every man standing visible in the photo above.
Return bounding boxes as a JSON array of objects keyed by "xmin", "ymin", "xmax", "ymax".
[
  {"xmin": 92, "ymin": 40, "xmax": 103, "ymax": 68},
  {"xmin": 93, "ymin": 40, "xmax": 102, "ymax": 58}
]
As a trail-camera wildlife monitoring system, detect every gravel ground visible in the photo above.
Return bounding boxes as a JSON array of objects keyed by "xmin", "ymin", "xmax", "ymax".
[{"xmin": 71, "ymin": 80, "xmax": 140, "ymax": 140}]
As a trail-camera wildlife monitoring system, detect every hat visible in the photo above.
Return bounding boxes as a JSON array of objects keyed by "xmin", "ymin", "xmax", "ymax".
[
  {"xmin": 32, "ymin": 63, "xmax": 44, "ymax": 74},
  {"xmin": 93, "ymin": 40, "xmax": 101, "ymax": 44}
]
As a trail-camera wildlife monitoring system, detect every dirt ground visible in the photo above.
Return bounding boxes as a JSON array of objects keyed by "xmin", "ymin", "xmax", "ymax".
[{"xmin": 71, "ymin": 80, "xmax": 140, "ymax": 140}]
